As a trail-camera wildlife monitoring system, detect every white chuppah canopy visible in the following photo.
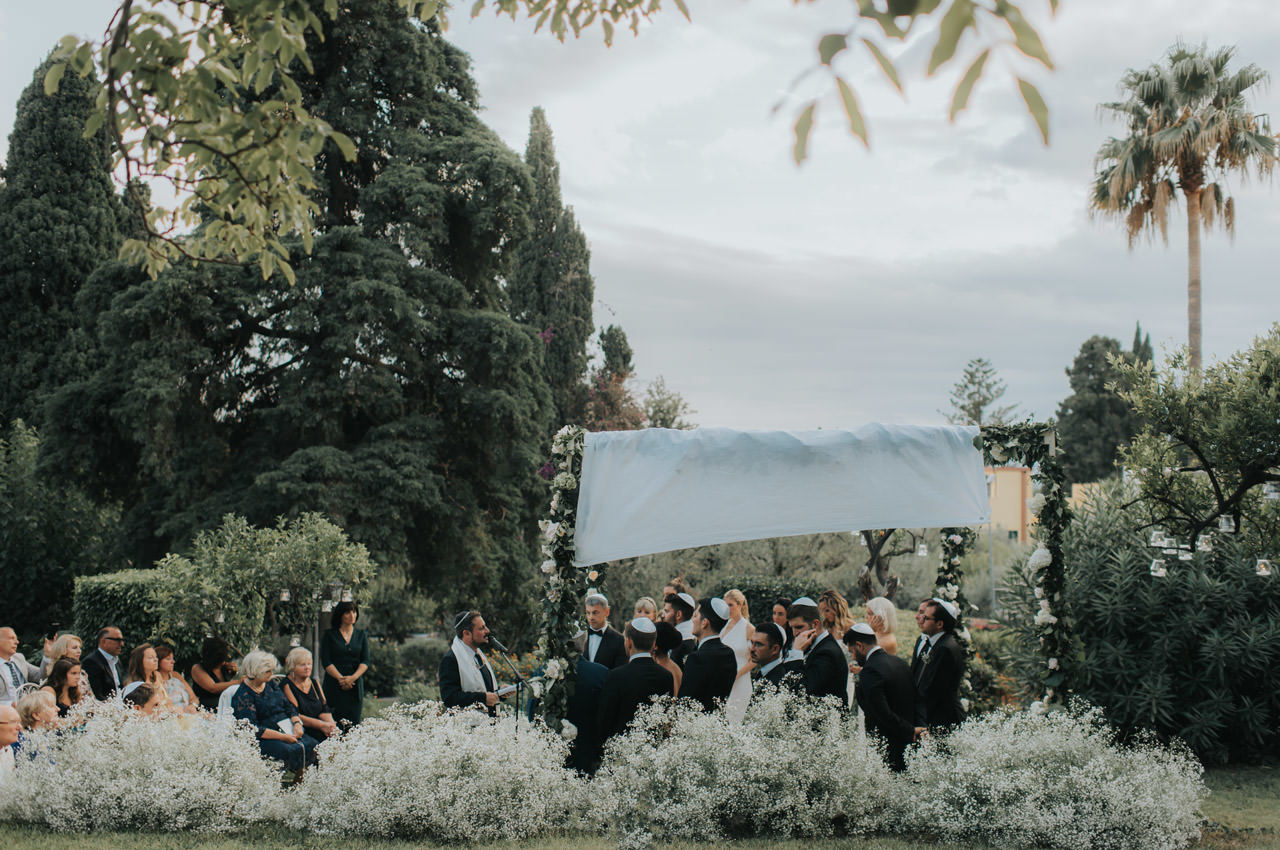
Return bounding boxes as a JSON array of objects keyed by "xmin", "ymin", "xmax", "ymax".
[{"xmin": 572, "ymin": 424, "xmax": 991, "ymax": 566}]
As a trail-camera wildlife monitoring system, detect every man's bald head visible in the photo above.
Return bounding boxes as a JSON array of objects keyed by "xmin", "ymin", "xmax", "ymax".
[
  {"xmin": 0, "ymin": 704, "xmax": 20, "ymax": 747},
  {"xmin": 0, "ymin": 627, "xmax": 17, "ymax": 658}
]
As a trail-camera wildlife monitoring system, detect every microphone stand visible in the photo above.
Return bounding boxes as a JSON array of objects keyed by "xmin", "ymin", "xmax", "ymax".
[{"xmin": 490, "ymin": 641, "xmax": 525, "ymax": 740}]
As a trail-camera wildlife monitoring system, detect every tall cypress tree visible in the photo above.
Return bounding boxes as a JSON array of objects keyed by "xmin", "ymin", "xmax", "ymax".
[
  {"xmin": 508, "ymin": 107, "xmax": 595, "ymax": 427},
  {"xmin": 0, "ymin": 53, "xmax": 121, "ymax": 424},
  {"xmin": 1056, "ymin": 333, "xmax": 1147, "ymax": 484}
]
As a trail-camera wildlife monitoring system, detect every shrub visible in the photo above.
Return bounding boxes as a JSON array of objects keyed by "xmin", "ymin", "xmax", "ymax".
[
  {"xmin": 399, "ymin": 635, "xmax": 449, "ymax": 683},
  {"xmin": 706, "ymin": 575, "xmax": 825, "ymax": 624},
  {"xmin": 0, "ymin": 702, "xmax": 281, "ymax": 831},
  {"xmin": 72, "ymin": 569, "xmax": 165, "ymax": 651},
  {"xmin": 904, "ymin": 704, "xmax": 1206, "ymax": 850},
  {"xmin": 363, "ymin": 637, "xmax": 402, "ymax": 697},
  {"xmin": 287, "ymin": 701, "xmax": 589, "ymax": 841}
]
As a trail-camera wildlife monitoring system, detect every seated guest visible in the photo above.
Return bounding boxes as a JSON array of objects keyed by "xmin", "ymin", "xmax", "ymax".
[
  {"xmin": 0, "ymin": 626, "xmax": 42, "ymax": 707},
  {"xmin": 81, "ymin": 626, "xmax": 126, "ymax": 701},
  {"xmin": 749, "ymin": 621, "xmax": 803, "ymax": 695},
  {"xmin": 283, "ymin": 647, "xmax": 338, "ymax": 741},
  {"xmin": 40, "ymin": 633, "xmax": 83, "ymax": 677},
  {"xmin": 124, "ymin": 643, "xmax": 174, "ymax": 710},
  {"xmin": 440, "ymin": 610, "xmax": 504, "ymax": 716},
  {"xmin": 660, "ymin": 592, "xmax": 697, "ymax": 667},
  {"xmin": 40, "ymin": 658, "xmax": 84, "ymax": 717},
  {"xmin": 598, "ymin": 618, "xmax": 674, "ymax": 743},
  {"xmin": 845, "ymin": 623, "xmax": 917, "ymax": 772},
  {"xmin": 652, "ymin": 621, "xmax": 684, "ymax": 697},
  {"xmin": 154, "ymin": 645, "xmax": 199, "ymax": 713},
  {"xmin": 679, "ymin": 598, "xmax": 737, "ymax": 712},
  {"xmin": 232, "ymin": 650, "xmax": 318, "ymax": 772},
  {"xmin": 191, "ymin": 636, "xmax": 241, "ymax": 712},
  {"xmin": 0, "ymin": 704, "xmax": 19, "ymax": 780},
  {"xmin": 124, "ymin": 682, "xmax": 166, "ymax": 716},
  {"xmin": 575, "ymin": 593, "xmax": 627, "ymax": 669},
  {"xmin": 786, "ymin": 597, "xmax": 849, "ymax": 708},
  {"xmin": 633, "ymin": 597, "xmax": 659, "ymax": 622},
  {"xmin": 17, "ymin": 690, "xmax": 59, "ymax": 732},
  {"xmin": 864, "ymin": 596, "xmax": 900, "ymax": 656}
]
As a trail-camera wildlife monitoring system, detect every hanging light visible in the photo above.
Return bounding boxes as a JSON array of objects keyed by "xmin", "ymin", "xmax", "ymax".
[
  {"xmin": 289, "ymin": 635, "xmax": 302, "ymax": 647},
  {"xmin": 321, "ymin": 600, "xmax": 333, "ymax": 613},
  {"xmin": 915, "ymin": 542, "xmax": 929, "ymax": 558},
  {"xmin": 1219, "ymin": 515, "xmax": 1237, "ymax": 533},
  {"xmin": 1257, "ymin": 559, "xmax": 1273, "ymax": 577},
  {"xmin": 1177, "ymin": 550, "xmax": 1193, "ymax": 561},
  {"xmin": 341, "ymin": 589, "xmax": 353, "ymax": 602},
  {"xmin": 1149, "ymin": 529, "xmax": 1165, "ymax": 547},
  {"xmin": 1149, "ymin": 558, "xmax": 1167, "ymax": 577},
  {"xmin": 1197, "ymin": 536, "xmax": 1212, "ymax": 553},
  {"xmin": 331, "ymin": 583, "xmax": 343, "ymax": 602},
  {"xmin": 279, "ymin": 589, "xmax": 291, "ymax": 603},
  {"xmin": 214, "ymin": 611, "xmax": 225, "ymax": 624}
]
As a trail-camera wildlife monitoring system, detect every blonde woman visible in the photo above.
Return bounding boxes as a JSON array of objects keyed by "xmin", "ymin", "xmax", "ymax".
[
  {"xmin": 864, "ymin": 596, "xmax": 900, "ymax": 656},
  {"xmin": 819, "ymin": 590, "xmax": 856, "ymax": 708},
  {"xmin": 232, "ymin": 650, "xmax": 317, "ymax": 771},
  {"xmin": 720, "ymin": 589, "xmax": 755, "ymax": 724},
  {"xmin": 633, "ymin": 597, "xmax": 659, "ymax": 622},
  {"xmin": 282, "ymin": 647, "xmax": 338, "ymax": 740},
  {"xmin": 16, "ymin": 690, "xmax": 58, "ymax": 731},
  {"xmin": 42, "ymin": 633, "xmax": 91, "ymax": 696}
]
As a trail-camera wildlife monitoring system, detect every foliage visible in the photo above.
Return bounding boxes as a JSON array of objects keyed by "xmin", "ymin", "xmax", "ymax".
[
  {"xmin": 643, "ymin": 375, "xmax": 696, "ymax": 430},
  {"xmin": 943, "ymin": 357, "xmax": 1018, "ymax": 426},
  {"xmin": 398, "ymin": 635, "xmax": 450, "ymax": 685},
  {"xmin": 1055, "ymin": 330, "xmax": 1149, "ymax": 484},
  {"xmin": 363, "ymin": 637, "xmax": 403, "ymax": 697},
  {"xmin": 357, "ymin": 564, "xmax": 433, "ymax": 642},
  {"xmin": 285, "ymin": 701, "xmax": 588, "ymax": 841},
  {"xmin": 1090, "ymin": 43, "xmax": 1278, "ymax": 371},
  {"xmin": 1113, "ymin": 325, "xmax": 1280, "ymax": 553},
  {"xmin": 903, "ymin": 703, "xmax": 1205, "ymax": 850},
  {"xmin": 72, "ymin": 569, "xmax": 164, "ymax": 652},
  {"xmin": 0, "ymin": 421, "xmax": 122, "ymax": 644},
  {"xmin": 0, "ymin": 701, "xmax": 282, "ymax": 832},
  {"xmin": 705, "ymin": 576, "xmax": 825, "ymax": 623}
]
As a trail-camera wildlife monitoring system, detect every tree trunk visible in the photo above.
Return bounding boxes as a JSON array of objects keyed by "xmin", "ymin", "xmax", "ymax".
[{"xmin": 1185, "ymin": 188, "xmax": 1202, "ymax": 372}]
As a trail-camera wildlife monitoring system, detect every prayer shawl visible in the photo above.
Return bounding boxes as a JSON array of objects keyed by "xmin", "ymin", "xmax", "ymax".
[{"xmin": 450, "ymin": 637, "xmax": 498, "ymax": 695}]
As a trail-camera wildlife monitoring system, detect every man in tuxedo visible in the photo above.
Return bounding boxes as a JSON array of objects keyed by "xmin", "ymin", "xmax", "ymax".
[
  {"xmin": 597, "ymin": 618, "xmax": 674, "ymax": 744},
  {"xmin": 785, "ymin": 597, "xmax": 848, "ymax": 709},
  {"xmin": 0, "ymin": 627, "xmax": 42, "ymax": 707},
  {"xmin": 845, "ymin": 623, "xmax": 917, "ymax": 772},
  {"xmin": 748, "ymin": 621, "xmax": 802, "ymax": 695},
  {"xmin": 439, "ymin": 610, "xmax": 506, "ymax": 717},
  {"xmin": 573, "ymin": 593, "xmax": 627, "ymax": 669},
  {"xmin": 565, "ymin": 655, "xmax": 609, "ymax": 774},
  {"xmin": 81, "ymin": 626, "xmax": 125, "ymax": 701},
  {"xmin": 909, "ymin": 599, "xmax": 931, "ymax": 674},
  {"xmin": 660, "ymin": 592, "xmax": 697, "ymax": 668},
  {"xmin": 914, "ymin": 598, "xmax": 966, "ymax": 732},
  {"xmin": 679, "ymin": 598, "xmax": 737, "ymax": 712}
]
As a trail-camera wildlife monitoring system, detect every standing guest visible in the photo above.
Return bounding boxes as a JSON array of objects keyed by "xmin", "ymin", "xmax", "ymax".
[
  {"xmin": 652, "ymin": 621, "xmax": 684, "ymax": 697},
  {"xmin": 633, "ymin": 597, "xmax": 659, "ymax": 622},
  {"xmin": 81, "ymin": 626, "xmax": 125, "ymax": 701},
  {"xmin": 439, "ymin": 610, "xmax": 504, "ymax": 716},
  {"xmin": 914, "ymin": 598, "xmax": 966, "ymax": 732},
  {"xmin": 565, "ymin": 655, "xmax": 609, "ymax": 775},
  {"xmin": 910, "ymin": 600, "xmax": 931, "ymax": 669},
  {"xmin": 597, "ymin": 618, "xmax": 674, "ymax": 743},
  {"xmin": 819, "ymin": 590, "xmax": 857, "ymax": 708},
  {"xmin": 154, "ymin": 645, "xmax": 198, "ymax": 712},
  {"xmin": 123, "ymin": 682, "xmax": 165, "ymax": 717},
  {"xmin": 16, "ymin": 690, "xmax": 58, "ymax": 731},
  {"xmin": 771, "ymin": 598, "xmax": 793, "ymax": 640},
  {"xmin": 845, "ymin": 624, "xmax": 917, "ymax": 771},
  {"xmin": 283, "ymin": 647, "xmax": 338, "ymax": 741},
  {"xmin": 661, "ymin": 578, "xmax": 688, "ymax": 600},
  {"xmin": 749, "ymin": 622, "xmax": 803, "ymax": 695},
  {"xmin": 321, "ymin": 600, "xmax": 370, "ymax": 727},
  {"xmin": 679, "ymin": 598, "xmax": 737, "ymax": 712},
  {"xmin": 786, "ymin": 598, "xmax": 848, "ymax": 708},
  {"xmin": 231, "ymin": 651, "xmax": 318, "ymax": 771},
  {"xmin": 0, "ymin": 627, "xmax": 42, "ymax": 707},
  {"xmin": 40, "ymin": 658, "xmax": 84, "ymax": 717},
  {"xmin": 191, "ymin": 637, "xmax": 241, "ymax": 712},
  {"xmin": 720, "ymin": 589, "xmax": 755, "ymax": 723},
  {"xmin": 864, "ymin": 597, "xmax": 900, "ymax": 656},
  {"xmin": 574, "ymin": 593, "xmax": 627, "ymax": 669},
  {"xmin": 660, "ymin": 592, "xmax": 697, "ymax": 667},
  {"xmin": 0, "ymin": 705, "xmax": 19, "ymax": 781}
]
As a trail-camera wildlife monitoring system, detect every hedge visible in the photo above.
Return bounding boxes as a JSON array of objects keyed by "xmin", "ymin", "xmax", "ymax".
[
  {"xmin": 706, "ymin": 575, "xmax": 825, "ymax": 624},
  {"xmin": 73, "ymin": 569, "xmax": 165, "ymax": 652}
]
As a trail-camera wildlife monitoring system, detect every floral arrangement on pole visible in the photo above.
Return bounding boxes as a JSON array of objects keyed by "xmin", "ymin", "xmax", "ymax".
[
  {"xmin": 978, "ymin": 424, "xmax": 1073, "ymax": 710},
  {"xmin": 935, "ymin": 525, "xmax": 976, "ymax": 710},
  {"xmin": 533, "ymin": 425, "xmax": 597, "ymax": 736}
]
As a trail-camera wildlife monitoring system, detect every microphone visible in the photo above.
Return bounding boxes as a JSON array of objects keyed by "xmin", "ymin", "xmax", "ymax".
[{"xmin": 488, "ymin": 635, "xmax": 510, "ymax": 654}]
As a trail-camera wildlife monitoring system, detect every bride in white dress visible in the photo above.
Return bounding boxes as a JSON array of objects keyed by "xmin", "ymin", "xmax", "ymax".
[{"xmin": 720, "ymin": 589, "xmax": 755, "ymax": 724}]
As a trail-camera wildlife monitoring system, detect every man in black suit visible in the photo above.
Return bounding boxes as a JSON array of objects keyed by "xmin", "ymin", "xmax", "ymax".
[
  {"xmin": 845, "ymin": 623, "xmax": 917, "ymax": 771},
  {"xmin": 574, "ymin": 593, "xmax": 627, "ymax": 669},
  {"xmin": 439, "ymin": 610, "xmax": 506, "ymax": 716},
  {"xmin": 660, "ymin": 592, "xmax": 697, "ymax": 668},
  {"xmin": 82, "ymin": 626, "xmax": 125, "ymax": 701},
  {"xmin": 786, "ymin": 597, "xmax": 848, "ymax": 709},
  {"xmin": 914, "ymin": 598, "xmax": 966, "ymax": 732},
  {"xmin": 679, "ymin": 597, "xmax": 737, "ymax": 712},
  {"xmin": 748, "ymin": 621, "xmax": 803, "ymax": 696},
  {"xmin": 597, "ymin": 618, "xmax": 674, "ymax": 743},
  {"xmin": 566, "ymin": 655, "xmax": 609, "ymax": 774}
]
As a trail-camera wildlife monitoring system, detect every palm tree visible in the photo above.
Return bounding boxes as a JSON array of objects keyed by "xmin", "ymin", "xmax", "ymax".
[{"xmin": 1090, "ymin": 43, "xmax": 1277, "ymax": 372}]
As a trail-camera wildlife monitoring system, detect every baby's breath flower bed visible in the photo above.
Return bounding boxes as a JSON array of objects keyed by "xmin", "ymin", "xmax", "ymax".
[{"xmin": 0, "ymin": 695, "xmax": 1214, "ymax": 849}]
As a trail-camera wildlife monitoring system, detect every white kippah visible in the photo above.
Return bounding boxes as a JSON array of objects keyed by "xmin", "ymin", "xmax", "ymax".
[
  {"xmin": 771, "ymin": 623, "xmax": 789, "ymax": 646},
  {"xmin": 849, "ymin": 622, "xmax": 877, "ymax": 641},
  {"xmin": 629, "ymin": 617, "xmax": 657, "ymax": 634},
  {"xmin": 931, "ymin": 598, "xmax": 959, "ymax": 620},
  {"xmin": 710, "ymin": 597, "xmax": 731, "ymax": 620},
  {"xmin": 792, "ymin": 596, "xmax": 818, "ymax": 608},
  {"xmin": 677, "ymin": 592, "xmax": 696, "ymax": 609}
]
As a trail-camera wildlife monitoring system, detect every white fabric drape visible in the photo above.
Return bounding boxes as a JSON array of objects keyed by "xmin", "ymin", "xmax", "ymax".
[{"xmin": 572, "ymin": 424, "xmax": 989, "ymax": 566}]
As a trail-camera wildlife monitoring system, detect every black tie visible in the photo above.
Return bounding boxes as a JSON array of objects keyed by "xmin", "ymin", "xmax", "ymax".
[
  {"xmin": 589, "ymin": 629, "xmax": 604, "ymax": 637},
  {"xmin": 474, "ymin": 652, "xmax": 494, "ymax": 692}
]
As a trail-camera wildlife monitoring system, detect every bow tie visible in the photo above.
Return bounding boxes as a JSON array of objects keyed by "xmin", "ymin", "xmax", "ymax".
[{"xmin": 589, "ymin": 629, "xmax": 605, "ymax": 637}]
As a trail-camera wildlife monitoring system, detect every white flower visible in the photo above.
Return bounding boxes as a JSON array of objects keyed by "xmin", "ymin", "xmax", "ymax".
[
  {"xmin": 958, "ymin": 628, "xmax": 971, "ymax": 643},
  {"xmin": 550, "ymin": 492, "xmax": 561, "ymax": 513},
  {"xmin": 1027, "ymin": 544, "xmax": 1052, "ymax": 571},
  {"xmin": 552, "ymin": 472, "xmax": 577, "ymax": 491},
  {"xmin": 1029, "ymin": 700, "xmax": 1047, "ymax": 715},
  {"xmin": 529, "ymin": 678, "xmax": 544, "ymax": 698},
  {"xmin": 1039, "ymin": 599, "xmax": 1051, "ymax": 612},
  {"xmin": 1048, "ymin": 657, "xmax": 1059, "ymax": 670},
  {"xmin": 960, "ymin": 697, "xmax": 970, "ymax": 712},
  {"xmin": 948, "ymin": 533, "xmax": 963, "ymax": 545},
  {"xmin": 1027, "ymin": 493, "xmax": 1046, "ymax": 517},
  {"xmin": 540, "ymin": 560, "xmax": 556, "ymax": 574},
  {"xmin": 560, "ymin": 719, "xmax": 578, "ymax": 741},
  {"xmin": 1034, "ymin": 586, "xmax": 1044, "ymax": 599},
  {"xmin": 950, "ymin": 556, "xmax": 961, "ymax": 566},
  {"xmin": 543, "ymin": 521, "xmax": 560, "ymax": 542},
  {"xmin": 545, "ymin": 659, "xmax": 563, "ymax": 681},
  {"xmin": 588, "ymin": 569, "xmax": 599, "ymax": 581},
  {"xmin": 1033, "ymin": 608, "xmax": 1058, "ymax": 627}
]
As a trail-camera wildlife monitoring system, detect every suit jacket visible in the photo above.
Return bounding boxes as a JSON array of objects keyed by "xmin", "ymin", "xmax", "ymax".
[
  {"xmin": 574, "ymin": 625, "xmax": 627, "ymax": 670},
  {"xmin": 0, "ymin": 651, "xmax": 43, "ymax": 705},
  {"xmin": 81, "ymin": 649, "xmax": 121, "ymax": 701},
  {"xmin": 566, "ymin": 657, "xmax": 609, "ymax": 774},
  {"xmin": 914, "ymin": 631, "xmax": 966, "ymax": 729},
  {"xmin": 439, "ymin": 650, "xmax": 495, "ymax": 716},
  {"xmin": 802, "ymin": 633, "xmax": 849, "ymax": 708},
  {"xmin": 597, "ymin": 655, "xmax": 674, "ymax": 742},
  {"xmin": 857, "ymin": 648, "xmax": 917, "ymax": 771},
  {"xmin": 756, "ymin": 658, "xmax": 805, "ymax": 697},
  {"xmin": 679, "ymin": 637, "xmax": 736, "ymax": 712},
  {"xmin": 909, "ymin": 634, "xmax": 929, "ymax": 682},
  {"xmin": 670, "ymin": 637, "xmax": 697, "ymax": 669}
]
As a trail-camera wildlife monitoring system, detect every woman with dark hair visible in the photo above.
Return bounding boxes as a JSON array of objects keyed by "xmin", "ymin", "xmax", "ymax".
[
  {"xmin": 652, "ymin": 621, "xmax": 684, "ymax": 697},
  {"xmin": 191, "ymin": 636, "xmax": 241, "ymax": 712},
  {"xmin": 155, "ymin": 645, "xmax": 199, "ymax": 713},
  {"xmin": 124, "ymin": 682, "xmax": 164, "ymax": 716},
  {"xmin": 321, "ymin": 600, "xmax": 369, "ymax": 726},
  {"xmin": 40, "ymin": 657, "xmax": 84, "ymax": 717}
]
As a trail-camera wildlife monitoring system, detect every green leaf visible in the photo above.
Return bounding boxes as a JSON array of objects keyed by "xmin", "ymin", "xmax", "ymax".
[
  {"xmin": 861, "ymin": 38, "xmax": 902, "ymax": 93},
  {"xmin": 81, "ymin": 110, "xmax": 105, "ymax": 140},
  {"xmin": 792, "ymin": 101, "xmax": 816, "ymax": 164},
  {"xmin": 927, "ymin": 0, "xmax": 975, "ymax": 75},
  {"xmin": 835, "ymin": 77, "xmax": 869, "ymax": 147},
  {"xmin": 949, "ymin": 48, "xmax": 989, "ymax": 120},
  {"xmin": 331, "ymin": 131, "xmax": 357, "ymax": 162},
  {"xmin": 1017, "ymin": 76, "xmax": 1050, "ymax": 144},
  {"xmin": 818, "ymin": 33, "xmax": 848, "ymax": 66},
  {"xmin": 601, "ymin": 16, "xmax": 614, "ymax": 45},
  {"xmin": 998, "ymin": 1, "xmax": 1053, "ymax": 68},
  {"xmin": 43, "ymin": 61, "xmax": 67, "ymax": 96},
  {"xmin": 671, "ymin": 0, "xmax": 692, "ymax": 22}
]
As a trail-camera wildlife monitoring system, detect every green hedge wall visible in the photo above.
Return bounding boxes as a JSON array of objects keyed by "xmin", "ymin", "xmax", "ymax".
[{"xmin": 73, "ymin": 569, "xmax": 165, "ymax": 653}]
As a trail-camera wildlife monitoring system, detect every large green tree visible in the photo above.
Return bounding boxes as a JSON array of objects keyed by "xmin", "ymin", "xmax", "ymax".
[
  {"xmin": 1090, "ymin": 43, "xmax": 1277, "ymax": 372},
  {"xmin": 0, "ymin": 54, "xmax": 122, "ymax": 425},
  {"xmin": 1056, "ymin": 326, "xmax": 1150, "ymax": 484}
]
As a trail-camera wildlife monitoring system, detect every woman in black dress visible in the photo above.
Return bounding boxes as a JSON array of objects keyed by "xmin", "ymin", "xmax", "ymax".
[
  {"xmin": 320, "ymin": 601, "xmax": 369, "ymax": 726},
  {"xmin": 283, "ymin": 646, "xmax": 338, "ymax": 740},
  {"xmin": 190, "ymin": 636, "xmax": 241, "ymax": 712}
]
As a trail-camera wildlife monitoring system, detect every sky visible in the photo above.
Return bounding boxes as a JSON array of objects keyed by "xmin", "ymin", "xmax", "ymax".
[{"xmin": 2, "ymin": 1, "xmax": 1278, "ymax": 430}]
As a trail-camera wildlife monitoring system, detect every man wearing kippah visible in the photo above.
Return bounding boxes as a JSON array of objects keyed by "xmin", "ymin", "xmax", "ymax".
[
  {"xmin": 439, "ymin": 610, "xmax": 505, "ymax": 717},
  {"xmin": 660, "ymin": 591, "xmax": 698, "ymax": 668},
  {"xmin": 679, "ymin": 598, "xmax": 737, "ymax": 712},
  {"xmin": 914, "ymin": 598, "xmax": 966, "ymax": 732},
  {"xmin": 845, "ymin": 623, "xmax": 916, "ymax": 771},
  {"xmin": 785, "ymin": 597, "xmax": 849, "ymax": 709},
  {"xmin": 597, "ymin": 617, "xmax": 674, "ymax": 743},
  {"xmin": 748, "ymin": 621, "xmax": 803, "ymax": 696}
]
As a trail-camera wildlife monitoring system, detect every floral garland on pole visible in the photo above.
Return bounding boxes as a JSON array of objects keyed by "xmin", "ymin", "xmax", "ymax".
[
  {"xmin": 978, "ymin": 424, "xmax": 1073, "ymax": 711},
  {"xmin": 935, "ymin": 525, "xmax": 976, "ymax": 710},
  {"xmin": 530, "ymin": 425, "xmax": 598, "ymax": 739}
]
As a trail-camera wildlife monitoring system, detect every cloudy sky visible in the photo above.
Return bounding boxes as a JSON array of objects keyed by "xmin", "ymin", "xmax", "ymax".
[{"xmin": 2, "ymin": 1, "xmax": 1278, "ymax": 430}]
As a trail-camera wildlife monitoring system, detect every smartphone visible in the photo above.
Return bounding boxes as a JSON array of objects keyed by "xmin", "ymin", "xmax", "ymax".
[{"xmin": 46, "ymin": 622, "xmax": 61, "ymax": 641}]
